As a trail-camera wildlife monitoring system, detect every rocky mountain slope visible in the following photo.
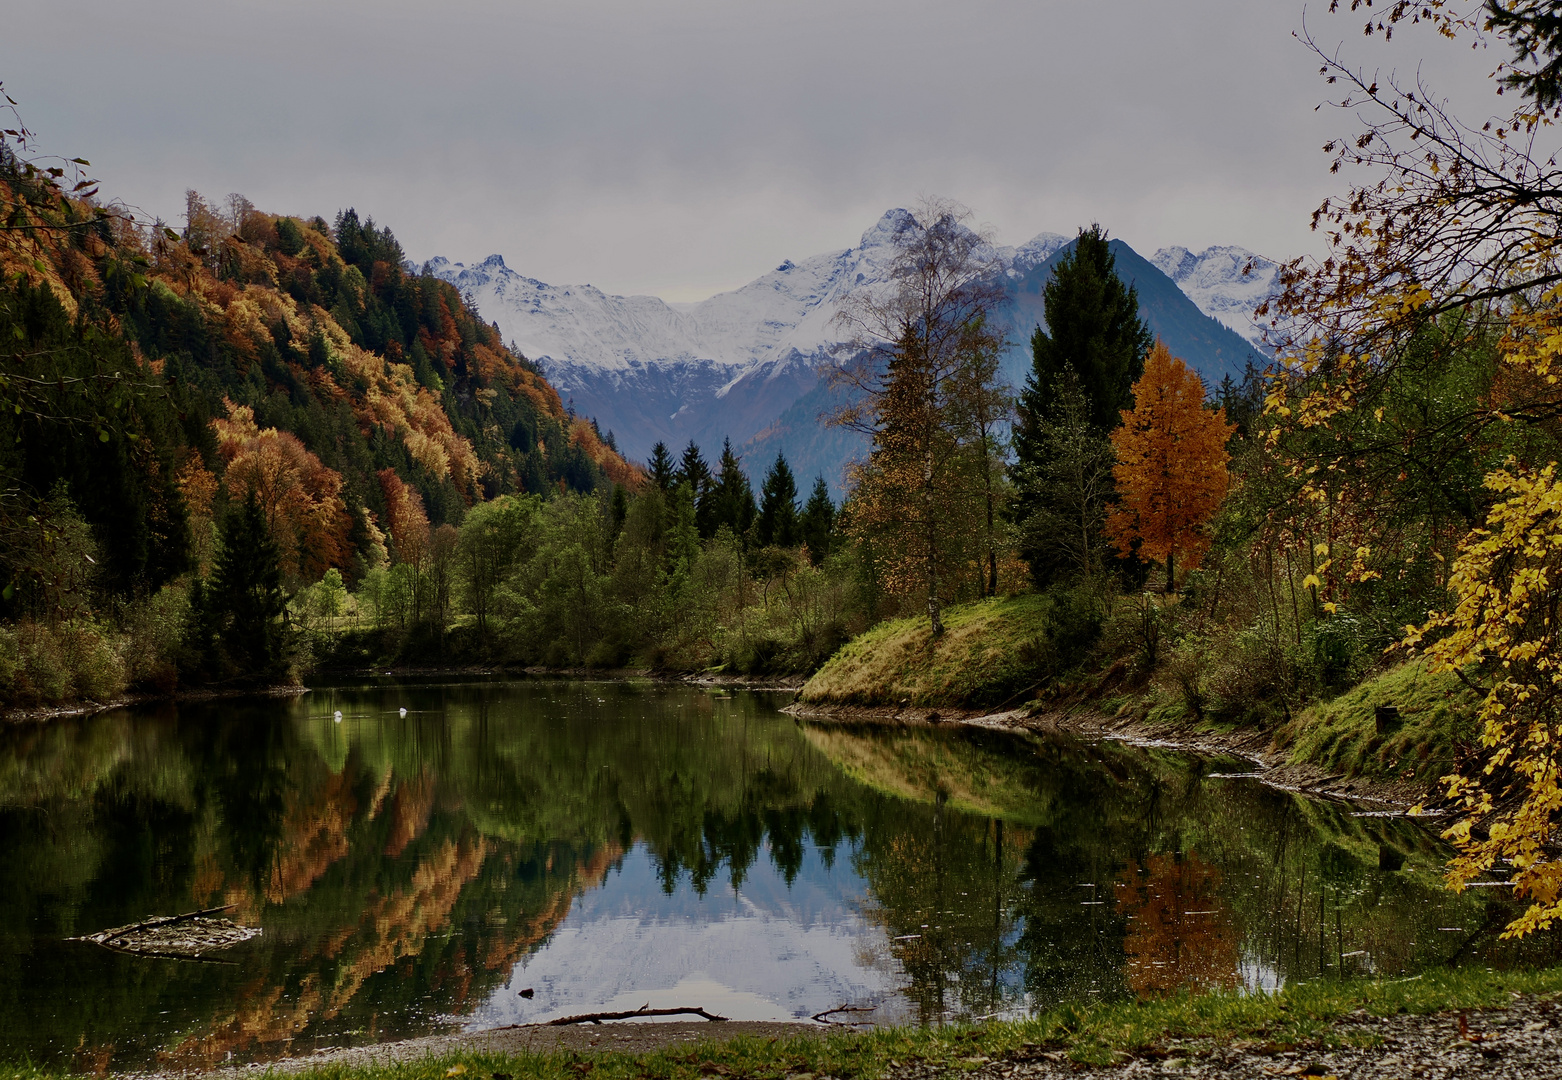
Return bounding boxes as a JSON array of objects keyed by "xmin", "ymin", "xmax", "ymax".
[{"xmin": 432, "ymin": 213, "xmax": 1276, "ymax": 490}]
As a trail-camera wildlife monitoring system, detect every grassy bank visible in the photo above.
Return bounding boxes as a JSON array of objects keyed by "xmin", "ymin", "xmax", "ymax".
[
  {"xmin": 1275, "ymin": 659, "xmax": 1480, "ymax": 785},
  {"xmin": 799, "ymin": 595, "xmax": 1060, "ymax": 708},
  {"xmin": 4, "ymin": 968, "xmax": 1558, "ymax": 1080}
]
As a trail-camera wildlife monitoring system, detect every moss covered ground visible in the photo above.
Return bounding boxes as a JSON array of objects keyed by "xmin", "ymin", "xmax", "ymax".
[
  {"xmin": 799, "ymin": 596, "xmax": 1053, "ymax": 708},
  {"xmin": 1278, "ymin": 660, "xmax": 1481, "ymax": 785}
]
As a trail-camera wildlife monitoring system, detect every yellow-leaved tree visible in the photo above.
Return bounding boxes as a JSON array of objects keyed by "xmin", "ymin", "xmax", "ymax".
[
  {"xmin": 1105, "ymin": 341, "xmax": 1235, "ymax": 590},
  {"xmin": 1406, "ymin": 458, "xmax": 1562, "ymax": 936}
]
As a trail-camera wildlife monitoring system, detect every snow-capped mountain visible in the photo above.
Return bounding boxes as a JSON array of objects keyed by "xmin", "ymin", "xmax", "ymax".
[
  {"xmin": 1150, "ymin": 245, "xmax": 1280, "ymax": 350},
  {"xmin": 430, "ymin": 212, "xmax": 1275, "ymax": 490}
]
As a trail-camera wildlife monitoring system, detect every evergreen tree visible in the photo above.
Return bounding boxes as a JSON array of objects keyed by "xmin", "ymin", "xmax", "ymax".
[
  {"xmin": 199, "ymin": 494, "xmax": 288, "ymax": 678},
  {"xmin": 1018, "ymin": 225, "xmax": 1152, "ymax": 433},
  {"xmin": 710, "ymin": 439, "xmax": 757, "ymax": 540},
  {"xmin": 676, "ymin": 441, "xmax": 716, "ymax": 536},
  {"xmin": 799, "ymin": 476, "xmax": 836, "ymax": 566},
  {"xmin": 1009, "ymin": 225, "xmax": 1152, "ymax": 587},
  {"xmin": 1009, "ymin": 370, "xmax": 1117, "ymax": 589},
  {"xmin": 648, "ymin": 441, "xmax": 677, "ymax": 491},
  {"xmin": 756, "ymin": 452, "xmax": 800, "ymax": 547}
]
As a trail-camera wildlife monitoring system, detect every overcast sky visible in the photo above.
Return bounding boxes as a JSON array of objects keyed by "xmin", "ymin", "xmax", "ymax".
[{"xmin": 4, "ymin": 1, "xmax": 1500, "ymax": 301}]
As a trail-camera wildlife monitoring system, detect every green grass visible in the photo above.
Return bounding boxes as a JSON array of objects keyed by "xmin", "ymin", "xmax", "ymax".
[
  {"xmin": 7, "ymin": 969, "xmax": 1561, "ymax": 1079},
  {"xmin": 800, "ymin": 595, "xmax": 1053, "ymax": 708},
  {"xmin": 1279, "ymin": 660, "xmax": 1481, "ymax": 784}
]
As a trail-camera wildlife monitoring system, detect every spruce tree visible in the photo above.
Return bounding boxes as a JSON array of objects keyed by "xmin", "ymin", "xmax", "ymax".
[
  {"xmin": 648, "ymin": 441, "xmax": 677, "ymax": 491},
  {"xmin": 1010, "ymin": 225, "xmax": 1152, "ymax": 588},
  {"xmin": 799, "ymin": 476, "xmax": 836, "ymax": 565},
  {"xmin": 756, "ymin": 452, "xmax": 800, "ymax": 547},
  {"xmin": 676, "ymin": 441, "xmax": 716, "ymax": 537},
  {"xmin": 710, "ymin": 438, "xmax": 757, "ymax": 540},
  {"xmin": 202, "ymin": 494, "xmax": 288, "ymax": 678},
  {"xmin": 1018, "ymin": 225, "xmax": 1153, "ymax": 434}
]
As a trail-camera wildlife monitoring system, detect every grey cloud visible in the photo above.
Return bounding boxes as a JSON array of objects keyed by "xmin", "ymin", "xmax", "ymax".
[{"xmin": 2, "ymin": 0, "xmax": 1497, "ymax": 300}]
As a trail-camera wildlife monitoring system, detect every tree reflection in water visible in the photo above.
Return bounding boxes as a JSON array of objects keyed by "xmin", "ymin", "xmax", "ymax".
[{"xmin": 0, "ymin": 682, "xmax": 1554, "ymax": 1073}]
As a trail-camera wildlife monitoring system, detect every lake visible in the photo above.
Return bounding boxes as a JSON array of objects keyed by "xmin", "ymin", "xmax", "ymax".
[{"xmin": 0, "ymin": 678, "xmax": 1545, "ymax": 1072}]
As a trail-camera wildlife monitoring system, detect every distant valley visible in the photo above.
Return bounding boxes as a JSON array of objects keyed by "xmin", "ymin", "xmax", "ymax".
[{"xmin": 430, "ymin": 211, "xmax": 1279, "ymax": 491}]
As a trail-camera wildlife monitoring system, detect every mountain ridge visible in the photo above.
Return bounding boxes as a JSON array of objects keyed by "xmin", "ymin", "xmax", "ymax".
[{"xmin": 431, "ymin": 212, "xmax": 1278, "ymax": 490}]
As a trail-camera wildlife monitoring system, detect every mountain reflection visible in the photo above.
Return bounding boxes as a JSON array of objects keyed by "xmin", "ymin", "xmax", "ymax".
[{"xmin": 0, "ymin": 680, "xmax": 1550, "ymax": 1073}]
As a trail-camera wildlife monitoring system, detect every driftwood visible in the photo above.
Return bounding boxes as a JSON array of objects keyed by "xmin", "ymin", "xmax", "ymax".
[
  {"xmin": 547, "ymin": 1005, "xmax": 729, "ymax": 1026},
  {"xmin": 68, "ymin": 903, "xmax": 261, "ymax": 961},
  {"xmin": 811, "ymin": 1004, "xmax": 877, "ymax": 1024}
]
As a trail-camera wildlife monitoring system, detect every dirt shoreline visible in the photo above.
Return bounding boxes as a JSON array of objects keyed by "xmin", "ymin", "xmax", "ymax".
[
  {"xmin": 165, "ymin": 1020, "xmax": 834, "ymax": 1078},
  {"xmin": 784, "ymin": 699, "xmax": 1441, "ymax": 810},
  {"xmin": 142, "ymin": 999, "xmax": 1562, "ymax": 1079},
  {"xmin": 0, "ymin": 682, "xmax": 309, "ymax": 725}
]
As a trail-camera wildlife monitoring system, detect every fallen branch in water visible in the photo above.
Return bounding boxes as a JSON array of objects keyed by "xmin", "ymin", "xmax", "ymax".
[
  {"xmin": 547, "ymin": 1005, "xmax": 729, "ymax": 1026},
  {"xmin": 69, "ymin": 903, "xmax": 239, "ymax": 942},
  {"xmin": 67, "ymin": 903, "xmax": 259, "ymax": 960},
  {"xmin": 811, "ymin": 1004, "xmax": 876, "ymax": 1024}
]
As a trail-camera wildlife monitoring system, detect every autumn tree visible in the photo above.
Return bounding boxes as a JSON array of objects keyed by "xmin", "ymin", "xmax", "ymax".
[
  {"xmin": 1265, "ymin": 3, "xmax": 1562, "ymax": 934},
  {"xmin": 213, "ymin": 402, "xmax": 351, "ymax": 583},
  {"xmin": 1405, "ymin": 461, "xmax": 1562, "ymax": 935},
  {"xmin": 1105, "ymin": 342, "xmax": 1234, "ymax": 590},
  {"xmin": 829, "ymin": 199, "xmax": 1009, "ymax": 635}
]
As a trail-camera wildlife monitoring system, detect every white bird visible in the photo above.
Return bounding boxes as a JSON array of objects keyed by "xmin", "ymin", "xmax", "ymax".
[
  {"xmin": 333, "ymin": 710, "xmax": 342, "ymax": 723},
  {"xmin": 399, "ymin": 707, "xmax": 407, "ymax": 717}
]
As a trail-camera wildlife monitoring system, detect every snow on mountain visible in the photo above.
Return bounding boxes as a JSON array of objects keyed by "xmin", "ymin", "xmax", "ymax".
[
  {"xmin": 1149, "ymin": 245, "xmax": 1279, "ymax": 350},
  {"xmin": 430, "ymin": 214, "xmax": 1274, "ymax": 490}
]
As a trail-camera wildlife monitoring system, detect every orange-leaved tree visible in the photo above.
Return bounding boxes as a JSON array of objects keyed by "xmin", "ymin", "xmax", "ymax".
[{"xmin": 1105, "ymin": 341, "xmax": 1234, "ymax": 590}]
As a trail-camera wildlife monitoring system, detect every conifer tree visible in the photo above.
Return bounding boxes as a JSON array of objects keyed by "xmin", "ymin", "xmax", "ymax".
[
  {"xmin": 756, "ymin": 452, "xmax": 800, "ymax": 547},
  {"xmin": 799, "ymin": 476, "xmax": 836, "ymax": 566},
  {"xmin": 710, "ymin": 439, "xmax": 757, "ymax": 540},
  {"xmin": 1017, "ymin": 225, "xmax": 1152, "ymax": 433},
  {"xmin": 677, "ymin": 441, "xmax": 716, "ymax": 536},
  {"xmin": 1105, "ymin": 341, "xmax": 1234, "ymax": 590},
  {"xmin": 1009, "ymin": 225, "xmax": 1151, "ymax": 587},
  {"xmin": 648, "ymin": 441, "xmax": 677, "ymax": 492},
  {"xmin": 199, "ymin": 493, "xmax": 288, "ymax": 677}
]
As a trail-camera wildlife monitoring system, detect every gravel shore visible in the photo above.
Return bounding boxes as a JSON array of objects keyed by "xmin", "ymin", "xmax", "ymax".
[{"xmin": 897, "ymin": 997, "xmax": 1562, "ymax": 1080}]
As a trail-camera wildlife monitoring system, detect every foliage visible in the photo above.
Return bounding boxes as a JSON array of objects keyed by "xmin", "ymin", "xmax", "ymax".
[
  {"xmin": 799, "ymin": 593, "xmax": 1086, "ymax": 708},
  {"xmin": 829, "ymin": 199, "xmax": 1013, "ymax": 634},
  {"xmin": 1016, "ymin": 223, "xmax": 1153, "ymax": 433},
  {"xmin": 1106, "ymin": 342, "xmax": 1234, "ymax": 588},
  {"xmin": 1257, "ymin": 4, "xmax": 1562, "ymax": 938},
  {"xmin": 1008, "ymin": 370, "xmax": 1117, "ymax": 589},
  {"xmin": 1402, "ymin": 461, "xmax": 1562, "ymax": 935}
]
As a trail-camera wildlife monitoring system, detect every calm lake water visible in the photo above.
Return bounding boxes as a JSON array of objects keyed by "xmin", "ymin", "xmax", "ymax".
[{"xmin": 0, "ymin": 679, "xmax": 1551, "ymax": 1071}]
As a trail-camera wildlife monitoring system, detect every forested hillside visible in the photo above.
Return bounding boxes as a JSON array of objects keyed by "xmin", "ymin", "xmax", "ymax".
[{"xmin": 0, "ymin": 146, "xmax": 640, "ymax": 691}]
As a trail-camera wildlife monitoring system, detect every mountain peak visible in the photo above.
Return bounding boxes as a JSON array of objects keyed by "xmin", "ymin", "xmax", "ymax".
[
  {"xmin": 480, "ymin": 253, "xmax": 508, "ymax": 270},
  {"xmin": 858, "ymin": 208, "xmax": 916, "ymax": 250}
]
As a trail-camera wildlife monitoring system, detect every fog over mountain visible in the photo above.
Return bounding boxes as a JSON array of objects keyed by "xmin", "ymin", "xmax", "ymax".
[{"xmin": 431, "ymin": 212, "xmax": 1275, "ymax": 492}]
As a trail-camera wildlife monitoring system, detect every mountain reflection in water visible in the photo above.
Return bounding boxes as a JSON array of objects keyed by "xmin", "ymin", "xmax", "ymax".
[{"xmin": 0, "ymin": 679, "xmax": 1551, "ymax": 1072}]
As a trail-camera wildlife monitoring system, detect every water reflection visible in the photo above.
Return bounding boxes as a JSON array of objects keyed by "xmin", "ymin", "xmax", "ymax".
[{"xmin": 0, "ymin": 680, "xmax": 1553, "ymax": 1073}]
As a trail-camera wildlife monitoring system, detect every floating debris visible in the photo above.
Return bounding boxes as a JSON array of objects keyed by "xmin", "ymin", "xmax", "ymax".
[{"xmin": 68, "ymin": 904, "xmax": 261, "ymax": 961}]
